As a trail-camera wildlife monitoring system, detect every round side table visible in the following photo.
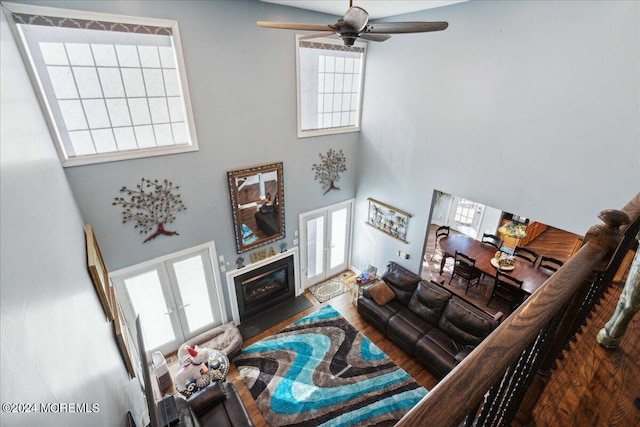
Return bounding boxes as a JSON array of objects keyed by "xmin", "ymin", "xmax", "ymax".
[{"xmin": 207, "ymin": 349, "xmax": 230, "ymax": 382}]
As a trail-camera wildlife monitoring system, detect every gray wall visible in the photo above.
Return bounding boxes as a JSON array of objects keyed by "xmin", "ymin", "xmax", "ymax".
[
  {"xmin": 352, "ymin": 0, "xmax": 639, "ymax": 273},
  {"xmin": 9, "ymin": 0, "xmax": 360, "ymax": 318},
  {"xmin": 1, "ymin": 0, "xmax": 638, "ymax": 423},
  {"xmin": 0, "ymin": 9, "xmax": 134, "ymax": 426}
]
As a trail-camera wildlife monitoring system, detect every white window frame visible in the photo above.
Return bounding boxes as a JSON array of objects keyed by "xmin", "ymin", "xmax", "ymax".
[
  {"xmin": 2, "ymin": 2, "xmax": 199, "ymax": 167},
  {"xmin": 295, "ymin": 35, "xmax": 366, "ymax": 138}
]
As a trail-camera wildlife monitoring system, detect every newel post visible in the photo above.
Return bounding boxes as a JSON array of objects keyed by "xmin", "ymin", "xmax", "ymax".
[{"xmin": 515, "ymin": 209, "xmax": 629, "ymax": 424}]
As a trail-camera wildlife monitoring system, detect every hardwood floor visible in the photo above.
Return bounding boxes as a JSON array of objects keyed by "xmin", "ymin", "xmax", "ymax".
[
  {"xmin": 530, "ymin": 279, "xmax": 640, "ymax": 427},
  {"xmin": 166, "ymin": 255, "xmax": 638, "ymax": 426},
  {"xmin": 522, "ymin": 226, "xmax": 581, "ymax": 263}
]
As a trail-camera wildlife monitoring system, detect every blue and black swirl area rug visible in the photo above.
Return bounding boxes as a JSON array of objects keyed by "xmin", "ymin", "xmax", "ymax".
[{"xmin": 234, "ymin": 305, "xmax": 427, "ymax": 426}]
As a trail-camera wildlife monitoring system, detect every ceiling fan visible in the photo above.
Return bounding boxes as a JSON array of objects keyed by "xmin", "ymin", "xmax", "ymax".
[{"xmin": 257, "ymin": 0, "xmax": 449, "ymax": 46}]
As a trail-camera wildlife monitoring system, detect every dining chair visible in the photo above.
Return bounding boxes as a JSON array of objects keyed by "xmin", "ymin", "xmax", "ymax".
[
  {"xmin": 514, "ymin": 246, "xmax": 540, "ymax": 265},
  {"xmin": 450, "ymin": 251, "xmax": 482, "ymax": 294},
  {"xmin": 538, "ymin": 256, "xmax": 564, "ymax": 275},
  {"xmin": 481, "ymin": 233, "xmax": 503, "ymax": 249},
  {"xmin": 430, "ymin": 225, "xmax": 450, "ymax": 261},
  {"xmin": 488, "ymin": 270, "xmax": 527, "ymax": 313}
]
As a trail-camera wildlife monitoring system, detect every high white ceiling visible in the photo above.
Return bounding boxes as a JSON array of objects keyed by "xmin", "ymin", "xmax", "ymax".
[{"xmin": 260, "ymin": 1, "xmax": 466, "ymax": 19}]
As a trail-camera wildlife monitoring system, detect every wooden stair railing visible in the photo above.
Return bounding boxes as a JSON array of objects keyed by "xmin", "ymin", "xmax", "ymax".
[{"xmin": 397, "ymin": 193, "xmax": 640, "ymax": 427}]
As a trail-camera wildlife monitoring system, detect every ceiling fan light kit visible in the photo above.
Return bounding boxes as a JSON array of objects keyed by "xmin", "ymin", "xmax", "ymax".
[{"xmin": 257, "ymin": 1, "xmax": 448, "ymax": 46}]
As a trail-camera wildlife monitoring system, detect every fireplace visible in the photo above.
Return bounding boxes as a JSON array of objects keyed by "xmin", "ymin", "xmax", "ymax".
[{"xmin": 233, "ymin": 253, "xmax": 296, "ymax": 322}]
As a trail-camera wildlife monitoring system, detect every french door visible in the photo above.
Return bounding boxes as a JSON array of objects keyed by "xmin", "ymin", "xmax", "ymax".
[
  {"xmin": 300, "ymin": 199, "xmax": 354, "ymax": 288},
  {"xmin": 111, "ymin": 243, "xmax": 226, "ymax": 355}
]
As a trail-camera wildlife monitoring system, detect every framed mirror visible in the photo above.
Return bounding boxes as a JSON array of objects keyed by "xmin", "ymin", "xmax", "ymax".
[{"xmin": 227, "ymin": 162, "xmax": 285, "ymax": 253}]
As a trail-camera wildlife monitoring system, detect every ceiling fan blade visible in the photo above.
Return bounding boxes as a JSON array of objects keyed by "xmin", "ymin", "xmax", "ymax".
[
  {"xmin": 298, "ymin": 31, "xmax": 337, "ymax": 41},
  {"xmin": 358, "ymin": 33, "xmax": 391, "ymax": 42},
  {"xmin": 257, "ymin": 21, "xmax": 333, "ymax": 32},
  {"xmin": 364, "ymin": 21, "xmax": 449, "ymax": 34},
  {"xmin": 343, "ymin": 6, "xmax": 369, "ymax": 32}
]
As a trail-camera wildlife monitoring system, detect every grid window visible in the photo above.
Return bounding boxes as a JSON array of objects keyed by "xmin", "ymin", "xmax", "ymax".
[
  {"xmin": 317, "ymin": 54, "xmax": 362, "ymax": 129},
  {"xmin": 454, "ymin": 199, "xmax": 478, "ymax": 226},
  {"xmin": 296, "ymin": 36, "xmax": 366, "ymax": 138},
  {"xmin": 5, "ymin": 3, "xmax": 198, "ymax": 166}
]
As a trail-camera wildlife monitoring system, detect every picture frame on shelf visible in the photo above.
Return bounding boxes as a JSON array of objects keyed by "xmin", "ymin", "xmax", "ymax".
[
  {"xmin": 366, "ymin": 198, "xmax": 412, "ymax": 243},
  {"xmin": 366, "ymin": 265, "xmax": 377, "ymax": 278}
]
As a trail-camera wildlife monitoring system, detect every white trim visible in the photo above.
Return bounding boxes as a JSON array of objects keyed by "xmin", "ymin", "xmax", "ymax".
[
  {"xmin": 299, "ymin": 198, "xmax": 355, "ymax": 220},
  {"xmin": 2, "ymin": 2, "xmax": 200, "ymax": 167},
  {"xmin": 61, "ymin": 145, "xmax": 199, "ymax": 167},
  {"xmin": 295, "ymin": 35, "xmax": 366, "ymax": 139},
  {"xmin": 225, "ymin": 247, "xmax": 300, "ymax": 325},
  {"xmin": 3, "ymin": 2, "xmax": 178, "ymax": 27}
]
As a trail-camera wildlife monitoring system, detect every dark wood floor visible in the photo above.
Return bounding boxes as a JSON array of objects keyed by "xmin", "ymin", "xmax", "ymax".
[
  {"xmin": 530, "ymin": 279, "xmax": 640, "ymax": 427},
  {"xmin": 520, "ymin": 226, "xmax": 581, "ymax": 263}
]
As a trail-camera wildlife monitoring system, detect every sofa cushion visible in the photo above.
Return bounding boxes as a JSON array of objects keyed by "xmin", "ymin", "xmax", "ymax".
[
  {"xmin": 408, "ymin": 280, "xmax": 452, "ymax": 326},
  {"xmin": 194, "ymin": 382, "xmax": 253, "ymax": 427},
  {"xmin": 188, "ymin": 381, "xmax": 227, "ymax": 417},
  {"xmin": 388, "ymin": 308, "xmax": 435, "ymax": 356},
  {"xmin": 381, "ymin": 262, "xmax": 421, "ymax": 306},
  {"xmin": 357, "ymin": 295, "xmax": 404, "ymax": 334},
  {"xmin": 438, "ymin": 297, "xmax": 499, "ymax": 347},
  {"xmin": 368, "ymin": 280, "xmax": 395, "ymax": 305},
  {"xmin": 415, "ymin": 332, "xmax": 460, "ymax": 379}
]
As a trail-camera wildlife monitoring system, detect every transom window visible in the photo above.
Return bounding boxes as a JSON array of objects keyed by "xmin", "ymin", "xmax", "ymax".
[
  {"xmin": 296, "ymin": 36, "xmax": 366, "ymax": 138},
  {"xmin": 4, "ymin": 2, "xmax": 198, "ymax": 166}
]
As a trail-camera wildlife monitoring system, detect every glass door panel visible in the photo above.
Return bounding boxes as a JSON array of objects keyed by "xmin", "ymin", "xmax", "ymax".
[
  {"xmin": 329, "ymin": 207, "xmax": 348, "ymax": 271},
  {"xmin": 306, "ymin": 214, "xmax": 325, "ymax": 283},
  {"xmin": 122, "ymin": 269, "xmax": 178, "ymax": 351},
  {"xmin": 171, "ymin": 254, "xmax": 214, "ymax": 333}
]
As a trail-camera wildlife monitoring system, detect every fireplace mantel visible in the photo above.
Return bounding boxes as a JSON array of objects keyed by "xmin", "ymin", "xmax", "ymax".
[{"xmin": 225, "ymin": 247, "xmax": 300, "ymax": 324}]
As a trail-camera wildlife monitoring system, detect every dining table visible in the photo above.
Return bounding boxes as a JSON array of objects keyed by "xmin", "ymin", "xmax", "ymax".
[{"xmin": 438, "ymin": 234, "xmax": 552, "ymax": 295}]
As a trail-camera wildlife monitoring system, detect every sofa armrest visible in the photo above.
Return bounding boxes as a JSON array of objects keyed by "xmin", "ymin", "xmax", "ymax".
[
  {"xmin": 493, "ymin": 311, "xmax": 504, "ymax": 323},
  {"xmin": 221, "ymin": 382, "xmax": 255, "ymax": 427},
  {"xmin": 454, "ymin": 345, "xmax": 476, "ymax": 363},
  {"xmin": 187, "ymin": 381, "xmax": 226, "ymax": 417}
]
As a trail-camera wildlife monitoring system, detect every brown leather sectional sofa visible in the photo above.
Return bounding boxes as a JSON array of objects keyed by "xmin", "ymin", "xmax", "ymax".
[
  {"xmin": 358, "ymin": 262, "xmax": 500, "ymax": 379},
  {"xmin": 176, "ymin": 381, "xmax": 254, "ymax": 427}
]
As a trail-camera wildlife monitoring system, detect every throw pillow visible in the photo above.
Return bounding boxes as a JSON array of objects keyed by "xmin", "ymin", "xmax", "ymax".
[{"xmin": 368, "ymin": 280, "xmax": 395, "ymax": 305}]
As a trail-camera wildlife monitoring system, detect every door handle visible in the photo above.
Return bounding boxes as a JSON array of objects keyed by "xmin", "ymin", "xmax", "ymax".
[
  {"xmin": 164, "ymin": 309, "xmax": 173, "ymax": 315},
  {"xmin": 178, "ymin": 303, "xmax": 191, "ymax": 310}
]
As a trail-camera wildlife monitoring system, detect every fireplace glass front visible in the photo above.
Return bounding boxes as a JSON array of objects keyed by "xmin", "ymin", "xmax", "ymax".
[{"xmin": 234, "ymin": 255, "xmax": 295, "ymax": 321}]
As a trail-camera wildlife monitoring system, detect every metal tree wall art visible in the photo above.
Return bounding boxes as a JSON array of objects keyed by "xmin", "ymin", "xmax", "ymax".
[
  {"xmin": 312, "ymin": 149, "xmax": 347, "ymax": 195},
  {"xmin": 113, "ymin": 178, "xmax": 186, "ymax": 243}
]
